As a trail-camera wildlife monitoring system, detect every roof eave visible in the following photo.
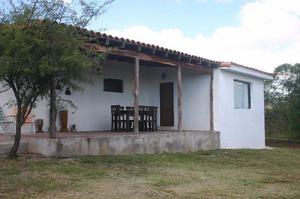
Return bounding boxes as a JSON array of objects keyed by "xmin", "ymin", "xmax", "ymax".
[{"xmin": 220, "ymin": 64, "xmax": 274, "ymax": 80}]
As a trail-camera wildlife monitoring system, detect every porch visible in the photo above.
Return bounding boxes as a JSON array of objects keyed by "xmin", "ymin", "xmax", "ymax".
[
  {"xmin": 72, "ymin": 32, "xmax": 218, "ymax": 134},
  {"xmin": 0, "ymin": 32, "xmax": 218, "ymax": 134},
  {"xmin": 0, "ymin": 32, "xmax": 221, "ymax": 156}
]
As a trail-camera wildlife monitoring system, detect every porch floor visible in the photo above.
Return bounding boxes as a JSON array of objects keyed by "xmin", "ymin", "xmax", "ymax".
[{"xmin": 22, "ymin": 130, "xmax": 194, "ymax": 139}]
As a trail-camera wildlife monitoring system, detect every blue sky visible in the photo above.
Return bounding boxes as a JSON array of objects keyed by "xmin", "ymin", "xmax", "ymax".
[
  {"xmin": 2, "ymin": 0, "xmax": 298, "ymax": 72},
  {"xmin": 89, "ymin": 0, "xmax": 300, "ymax": 72},
  {"xmin": 91, "ymin": 0, "xmax": 246, "ymax": 37}
]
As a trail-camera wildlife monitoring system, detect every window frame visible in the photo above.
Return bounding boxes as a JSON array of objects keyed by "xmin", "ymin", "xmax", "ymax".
[
  {"xmin": 234, "ymin": 79, "xmax": 251, "ymax": 109},
  {"xmin": 103, "ymin": 78, "xmax": 124, "ymax": 93}
]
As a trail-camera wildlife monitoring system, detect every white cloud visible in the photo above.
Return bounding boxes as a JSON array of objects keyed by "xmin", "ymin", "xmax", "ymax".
[
  {"xmin": 216, "ymin": 0, "xmax": 233, "ymax": 3},
  {"xmin": 106, "ymin": 0, "xmax": 300, "ymax": 72},
  {"xmin": 174, "ymin": 0, "xmax": 233, "ymax": 4},
  {"xmin": 63, "ymin": 0, "xmax": 72, "ymax": 4}
]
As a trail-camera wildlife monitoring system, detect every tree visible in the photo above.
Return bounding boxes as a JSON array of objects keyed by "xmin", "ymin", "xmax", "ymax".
[
  {"xmin": 0, "ymin": 23, "xmax": 53, "ymax": 157},
  {"xmin": 265, "ymin": 63, "xmax": 300, "ymax": 139},
  {"xmin": 0, "ymin": 0, "xmax": 114, "ymax": 157}
]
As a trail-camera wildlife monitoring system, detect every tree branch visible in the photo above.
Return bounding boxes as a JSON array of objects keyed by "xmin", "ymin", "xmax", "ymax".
[{"xmin": 0, "ymin": 87, "xmax": 10, "ymax": 93}]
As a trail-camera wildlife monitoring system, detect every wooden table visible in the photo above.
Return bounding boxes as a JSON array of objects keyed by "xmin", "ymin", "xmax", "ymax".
[{"xmin": 112, "ymin": 106, "xmax": 157, "ymax": 132}]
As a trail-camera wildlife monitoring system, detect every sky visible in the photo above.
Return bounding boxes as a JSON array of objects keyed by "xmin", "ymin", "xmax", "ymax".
[{"xmin": 89, "ymin": 0, "xmax": 299, "ymax": 72}]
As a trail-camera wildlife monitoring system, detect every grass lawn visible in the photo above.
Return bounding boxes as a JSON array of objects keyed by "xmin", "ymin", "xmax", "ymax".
[{"xmin": 1, "ymin": 148, "xmax": 300, "ymax": 199}]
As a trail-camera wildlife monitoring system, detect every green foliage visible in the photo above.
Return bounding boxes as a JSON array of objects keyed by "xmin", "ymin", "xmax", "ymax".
[
  {"xmin": 0, "ymin": 0, "xmax": 114, "ymax": 108},
  {"xmin": 0, "ymin": 0, "xmax": 114, "ymax": 156},
  {"xmin": 0, "ymin": 23, "xmax": 51, "ymax": 120},
  {"xmin": 0, "ymin": 20, "xmax": 100, "ymax": 120},
  {"xmin": 265, "ymin": 63, "xmax": 300, "ymax": 139}
]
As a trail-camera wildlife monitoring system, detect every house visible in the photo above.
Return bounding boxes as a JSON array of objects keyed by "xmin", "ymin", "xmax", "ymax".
[{"xmin": 0, "ymin": 29, "xmax": 273, "ymax": 156}]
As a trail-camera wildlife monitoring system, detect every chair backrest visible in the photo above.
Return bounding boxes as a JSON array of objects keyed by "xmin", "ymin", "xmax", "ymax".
[
  {"xmin": 150, "ymin": 106, "xmax": 158, "ymax": 119},
  {"xmin": 125, "ymin": 106, "xmax": 134, "ymax": 117},
  {"xmin": 139, "ymin": 106, "xmax": 146, "ymax": 120},
  {"xmin": 111, "ymin": 105, "xmax": 120, "ymax": 117},
  {"xmin": 126, "ymin": 106, "xmax": 134, "ymax": 111},
  {"xmin": 143, "ymin": 106, "xmax": 151, "ymax": 119},
  {"xmin": 25, "ymin": 115, "xmax": 33, "ymax": 123}
]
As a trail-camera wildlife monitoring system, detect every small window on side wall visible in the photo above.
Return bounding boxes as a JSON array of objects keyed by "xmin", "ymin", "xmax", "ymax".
[
  {"xmin": 104, "ymin": 79, "xmax": 123, "ymax": 93},
  {"xmin": 234, "ymin": 80, "xmax": 251, "ymax": 109}
]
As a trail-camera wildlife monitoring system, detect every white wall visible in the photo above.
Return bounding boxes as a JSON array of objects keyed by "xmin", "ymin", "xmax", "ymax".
[
  {"xmin": 0, "ymin": 59, "xmax": 267, "ymax": 149},
  {"xmin": 182, "ymin": 70, "xmax": 210, "ymax": 130},
  {"xmin": 213, "ymin": 68, "xmax": 266, "ymax": 149},
  {"xmin": 145, "ymin": 66, "xmax": 210, "ymax": 131},
  {"xmin": 0, "ymin": 90, "xmax": 17, "ymax": 132},
  {"xmin": 0, "ymin": 60, "xmax": 210, "ymax": 132}
]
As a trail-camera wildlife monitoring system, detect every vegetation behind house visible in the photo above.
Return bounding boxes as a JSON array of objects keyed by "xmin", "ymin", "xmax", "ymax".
[{"xmin": 265, "ymin": 63, "xmax": 300, "ymax": 140}]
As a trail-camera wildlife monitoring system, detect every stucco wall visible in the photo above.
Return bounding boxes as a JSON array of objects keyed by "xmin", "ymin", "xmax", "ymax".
[
  {"xmin": 213, "ymin": 68, "xmax": 266, "ymax": 149},
  {"xmin": 0, "ymin": 61, "xmax": 268, "ymax": 149},
  {"xmin": 145, "ymin": 67, "xmax": 210, "ymax": 131},
  {"xmin": 0, "ymin": 60, "xmax": 210, "ymax": 132}
]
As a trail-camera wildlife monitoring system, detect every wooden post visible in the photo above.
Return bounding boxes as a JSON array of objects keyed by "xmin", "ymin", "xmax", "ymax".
[
  {"xmin": 134, "ymin": 57, "xmax": 140, "ymax": 134},
  {"xmin": 177, "ymin": 64, "xmax": 183, "ymax": 133},
  {"xmin": 210, "ymin": 72, "xmax": 214, "ymax": 131}
]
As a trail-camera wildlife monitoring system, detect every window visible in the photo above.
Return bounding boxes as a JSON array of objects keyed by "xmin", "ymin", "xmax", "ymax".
[
  {"xmin": 234, "ymin": 80, "xmax": 251, "ymax": 109},
  {"xmin": 103, "ymin": 79, "xmax": 123, "ymax": 93}
]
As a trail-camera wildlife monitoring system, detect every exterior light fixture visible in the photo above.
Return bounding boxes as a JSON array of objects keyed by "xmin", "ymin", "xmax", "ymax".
[
  {"xmin": 65, "ymin": 87, "xmax": 71, "ymax": 95},
  {"xmin": 161, "ymin": 73, "xmax": 167, "ymax": 80}
]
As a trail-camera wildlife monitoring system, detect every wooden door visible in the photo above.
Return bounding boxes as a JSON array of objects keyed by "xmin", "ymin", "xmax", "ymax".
[{"xmin": 160, "ymin": 82, "xmax": 174, "ymax": 126}]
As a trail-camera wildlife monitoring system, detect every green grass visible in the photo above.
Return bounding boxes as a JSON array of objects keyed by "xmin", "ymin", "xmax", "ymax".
[{"xmin": 1, "ymin": 148, "xmax": 300, "ymax": 198}]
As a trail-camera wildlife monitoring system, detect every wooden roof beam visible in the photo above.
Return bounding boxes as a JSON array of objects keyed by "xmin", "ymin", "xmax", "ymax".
[
  {"xmin": 85, "ymin": 43, "xmax": 213, "ymax": 73},
  {"xmin": 120, "ymin": 41, "xmax": 126, "ymax": 48},
  {"xmin": 165, "ymin": 51, "xmax": 169, "ymax": 58},
  {"xmin": 178, "ymin": 54, "xmax": 182, "ymax": 61},
  {"xmin": 152, "ymin": 48, "xmax": 156, "ymax": 55}
]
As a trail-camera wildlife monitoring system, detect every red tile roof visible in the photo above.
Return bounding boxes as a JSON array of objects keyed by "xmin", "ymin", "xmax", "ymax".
[
  {"xmin": 220, "ymin": 62, "xmax": 274, "ymax": 76},
  {"xmin": 80, "ymin": 27, "xmax": 272, "ymax": 75},
  {"xmin": 80, "ymin": 28, "xmax": 220, "ymax": 67}
]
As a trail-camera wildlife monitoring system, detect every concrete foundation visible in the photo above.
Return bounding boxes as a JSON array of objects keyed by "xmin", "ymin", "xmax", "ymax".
[
  {"xmin": 25, "ymin": 131, "xmax": 220, "ymax": 157},
  {"xmin": 0, "ymin": 142, "xmax": 28, "ymax": 155}
]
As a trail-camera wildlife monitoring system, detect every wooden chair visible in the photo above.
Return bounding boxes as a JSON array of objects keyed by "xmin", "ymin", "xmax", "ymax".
[
  {"xmin": 111, "ymin": 105, "xmax": 126, "ymax": 132},
  {"xmin": 111, "ymin": 105, "xmax": 120, "ymax": 131},
  {"xmin": 145, "ymin": 106, "xmax": 152, "ymax": 131},
  {"xmin": 0, "ymin": 107, "xmax": 15, "ymax": 134},
  {"xmin": 119, "ymin": 106, "xmax": 126, "ymax": 131},
  {"xmin": 139, "ymin": 106, "xmax": 147, "ymax": 131},
  {"xmin": 125, "ymin": 106, "xmax": 134, "ymax": 132},
  {"xmin": 12, "ymin": 108, "xmax": 36, "ymax": 133},
  {"xmin": 150, "ymin": 106, "xmax": 158, "ymax": 131}
]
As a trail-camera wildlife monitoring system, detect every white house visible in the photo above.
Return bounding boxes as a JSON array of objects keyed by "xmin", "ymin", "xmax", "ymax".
[{"xmin": 0, "ymin": 30, "xmax": 273, "ymax": 153}]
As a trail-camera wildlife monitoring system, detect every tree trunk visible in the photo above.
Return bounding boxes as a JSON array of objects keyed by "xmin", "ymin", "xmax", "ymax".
[
  {"xmin": 49, "ymin": 78, "xmax": 57, "ymax": 138},
  {"xmin": 8, "ymin": 107, "xmax": 22, "ymax": 158}
]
